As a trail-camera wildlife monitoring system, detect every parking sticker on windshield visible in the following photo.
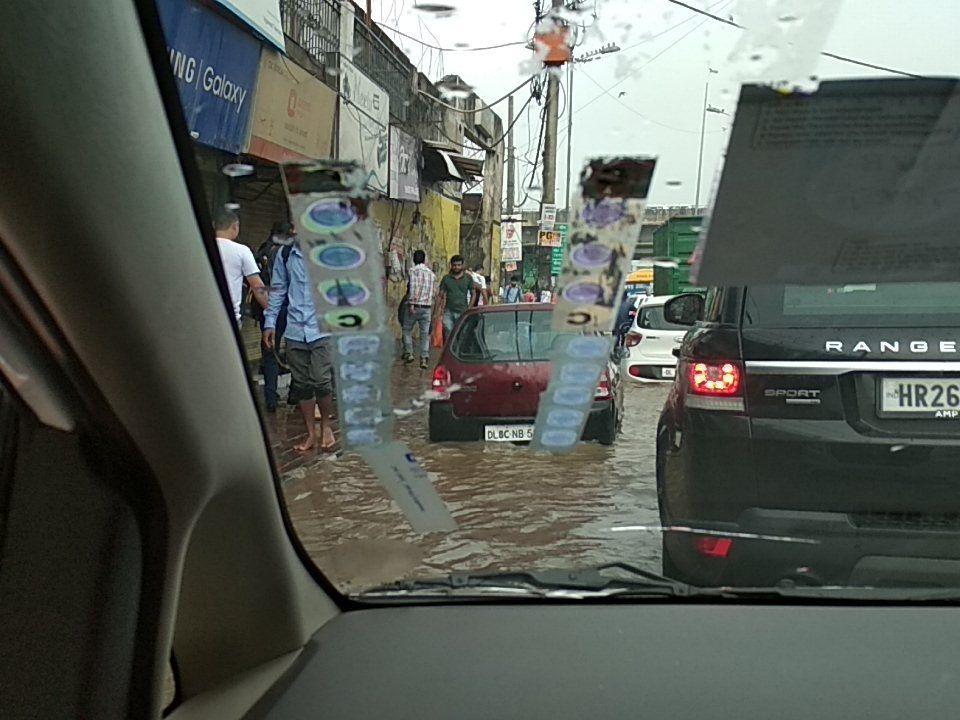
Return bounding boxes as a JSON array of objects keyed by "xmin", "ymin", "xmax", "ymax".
[
  {"xmin": 359, "ymin": 442, "xmax": 457, "ymax": 533},
  {"xmin": 532, "ymin": 156, "xmax": 656, "ymax": 453}
]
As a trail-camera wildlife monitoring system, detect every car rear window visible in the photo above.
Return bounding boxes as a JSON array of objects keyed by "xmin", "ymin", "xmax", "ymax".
[
  {"xmin": 744, "ymin": 283, "xmax": 960, "ymax": 328},
  {"xmin": 451, "ymin": 310, "xmax": 558, "ymax": 362},
  {"xmin": 638, "ymin": 305, "xmax": 688, "ymax": 331}
]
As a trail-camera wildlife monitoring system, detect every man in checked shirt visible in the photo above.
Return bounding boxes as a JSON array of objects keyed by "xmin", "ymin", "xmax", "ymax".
[{"xmin": 401, "ymin": 249, "xmax": 437, "ymax": 368}]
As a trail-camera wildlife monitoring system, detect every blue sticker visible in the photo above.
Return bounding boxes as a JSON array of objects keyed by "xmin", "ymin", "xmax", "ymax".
[
  {"xmin": 567, "ymin": 336, "xmax": 609, "ymax": 359},
  {"xmin": 345, "ymin": 427, "xmax": 381, "ymax": 446},
  {"xmin": 540, "ymin": 429, "xmax": 579, "ymax": 447},
  {"xmin": 345, "ymin": 407, "xmax": 381, "ymax": 426},
  {"xmin": 337, "ymin": 334, "xmax": 381, "ymax": 356},
  {"xmin": 340, "ymin": 384, "xmax": 381, "ymax": 405},
  {"xmin": 301, "ymin": 198, "xmax": 358, "ymax": 235},
  {"xmin": 581, "ymin": 198, "xmax": 624, "ymax": 229},
  {"xmin": 570, "ymin": 243, "xmax": 614, "ymax": 268},
  {"xmin": 553, "ymin": 386, "xmax": 594, "ymax": 406},
  {"xmin": 546, "ymin": 408, "xmax": 586, "ymax": 428},
  {"xmin": 309, "ymin": 243, "xmax": 365, "ymax": 270},
  {"xmin": 319, "ymin": 279, "xmax": 370, "ymax": 307},
  {"xmin": 340, "ymin": 361, "xmax": 378, "ymax": 382},
  {"xmin": 324, "ymin": 308, "xmax": 371, "ymax": 330},
  {"xmin": 559, "ymin": 362, "xmax": 600, "ymax": 385},
  {"xmin": 562, "ymin": 282, "xmax": 604, "ymax": 304}
]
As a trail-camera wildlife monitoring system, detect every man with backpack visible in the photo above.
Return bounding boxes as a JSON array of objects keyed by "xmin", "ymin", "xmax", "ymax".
[
  {"xmin": 503, "ymin": 275, "xmax": 522, "ymax": 304},
  {"xmin": 252, "ymin": 221, "xmax": 296, "ymax": 412}
]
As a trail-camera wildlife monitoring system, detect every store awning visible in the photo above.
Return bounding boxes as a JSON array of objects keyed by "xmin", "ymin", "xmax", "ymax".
[
  {"xmin": 422, "ymin": 141, "xmax": 484, "ymax": 183},
  {"xmin": 627, "ymin": 268, "xmax": 653, "ymax": 284}
]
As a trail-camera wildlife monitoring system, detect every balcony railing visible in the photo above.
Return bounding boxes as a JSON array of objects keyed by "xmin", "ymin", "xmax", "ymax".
[{"xmin": 281, "ymin": 0, "xmax": 340, "ymax": 67}]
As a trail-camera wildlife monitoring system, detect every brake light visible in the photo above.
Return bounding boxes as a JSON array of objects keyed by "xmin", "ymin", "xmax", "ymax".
[
  {"xmin": 625, "ymin": 332, "xmax": 643, "ymax": 348},
  {"xmin": 688, "ymin": 361, "xmax": 741, "ymax": 396},
  {"xmin": 595, "ymin": 371, "xmax": 611, "ymax": 399},
  {"xmin": 695, "ymin": 536, "xmax": 733, "ymax": 558},
  {"xmin": 432, "ymin": 365, "xmax": 451, "ymax": 398}
]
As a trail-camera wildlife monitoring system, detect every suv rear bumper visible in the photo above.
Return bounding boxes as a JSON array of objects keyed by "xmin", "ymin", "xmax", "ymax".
[
  {"xmin": 429, "ymin": 400, "xmax": 614, "ymax": 442},
  {"xmin": 664, "ymin": 508, "xmax": 960, "ymax": 588}
]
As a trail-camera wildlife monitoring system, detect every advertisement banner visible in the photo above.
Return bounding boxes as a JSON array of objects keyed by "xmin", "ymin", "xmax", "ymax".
[
  {"xmin": 339, "ymin": 59, "xmax": 390, "ymax": 193},
  {"xmin": 500, "ymin": 218, "xmax": 523, "ymax": 262},
  {"xmin": 156, "ymin": 0, "xmax": 261, "ymax": 154},
  {"xmin": 247, "ymin": 49, "xmax": 337, "ymax": 163},
  {"xmin": 212, "ymin": 0, "xmax": 285, "ymax": 51},
  {"xmin": 538, "ymin": 229, "xmax": 562, "ymax": 247},
  {"xmin": 551, "ymin": 222, "xmax": 569, "ymax": 275},
  {"xmin": 389, "ymin": 126, "xmax": 421, "ymax": 202}
]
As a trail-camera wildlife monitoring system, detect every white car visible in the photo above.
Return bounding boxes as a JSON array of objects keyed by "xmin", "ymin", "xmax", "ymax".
[{"xmin": 623, "ymin": 295, "xmax": 689, "ymax": 382}]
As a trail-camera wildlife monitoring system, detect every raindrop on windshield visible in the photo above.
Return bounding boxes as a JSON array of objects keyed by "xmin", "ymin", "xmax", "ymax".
[
  {"xmin": 413, "ymin": 3, "xmax": 456, "ymax": 18},
  {"xmin": 224, "ymin": 202, "xmax": 240, "ymax": 211},
  {"xmin": 665, "ymin": 180, "xmax": 682, "ymax": 188},
  {"xmin": 437, "ymin": 79, "xmax": 474, "ymax": 100},
  {"xmin": 454, "ymin": 42, "xmax": 469, "ymax": 48},
  {"xmin": 221, "ymin": 163, "xmax": 254, "ymax": 178}
]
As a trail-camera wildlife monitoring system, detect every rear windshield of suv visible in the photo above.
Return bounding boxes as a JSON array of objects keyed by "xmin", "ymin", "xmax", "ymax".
[
  {"xmin": 744, "ymin": 283, "xmax": 960, "ymax": 328},
  {"xmin": 452, "ymin": 310, "xmax": 558, "ymax": 362},
  {"xmin": 638, "ymin": 305, "xmax": 689, "ymax": 331}
]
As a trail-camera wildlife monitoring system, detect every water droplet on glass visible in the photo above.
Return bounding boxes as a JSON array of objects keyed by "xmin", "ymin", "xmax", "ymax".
[
  {"xmin": 665, "ymin": 180, "xmax": 682, "ymax": 187},
  {"xmin": 750, "ymin": 53, "xmax": 763, "ymax": 62},
  {"xmin": 454, "ymin": 42, "xmax": 469, "ymax": 48},
  {"xmin": 326, "ymin": 66, "xmax": 340, "ymax": 77},
  {"xmin": 222, "ymin": 163, "xmax": 254, "ymax": 177},
  {"xmin": 652, "ymin": 258, "xmax": 679, "ymax": 268},
  {"xmin": 437, "ymin": 79, "xmax": 474, "ymax": 100},
  {"xmin": 189, "ymin": 131, "xmax": 200, "ymax": 139},
  {"xmin": 778, "ymin": 14, "xmax": 799, "ymax": 23},
  {"xmin": 224, "ymin": 202, "xmax": 240, "ymax": 211},
  {"xmin": 413, "ymin": 3, "xmax": 456, "ymax": 18}
]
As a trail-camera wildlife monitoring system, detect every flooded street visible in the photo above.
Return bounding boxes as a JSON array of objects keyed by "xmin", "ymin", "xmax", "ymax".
[{"xmin": 268, "ymin": 360, "xmax": 671, "ymax": 593}]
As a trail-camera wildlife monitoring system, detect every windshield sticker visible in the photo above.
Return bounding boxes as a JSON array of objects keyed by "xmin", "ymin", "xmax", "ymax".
[
  {"xmin": 532, "ymin": 156, "xmax": 655, "ymax": 453},
  {"xmin": 359, "ymin": 442, "xmax": 457, "ymax": 533}
]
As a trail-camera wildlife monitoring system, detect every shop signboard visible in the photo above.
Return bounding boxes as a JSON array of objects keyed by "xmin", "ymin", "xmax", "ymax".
[
  {"xmin": 551, "ymin": 222, "xmax": 568, "ymax": 275},
  {"xmin": 339, "ymin": 59, "xmax": 390, "ymax": 193},
  {"xmin": 247, "ymin": 49, "xmax": 337, "ymax": 163},
  {"xmin": 156, "ymin": 0, "xmax": 261, "ymax": 154},
  {"xmin": 212, "ymin": 0, "xmax": 285, "ymax": 51},
  {"xmin": 389, "ymin": 126, "xmax": 421, "ymax": 201}
]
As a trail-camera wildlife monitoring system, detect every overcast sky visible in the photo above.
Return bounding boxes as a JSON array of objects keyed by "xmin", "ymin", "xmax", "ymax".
[{"xmin": 374, "ymin": 0, "xmax": 960, "ymax": 209}]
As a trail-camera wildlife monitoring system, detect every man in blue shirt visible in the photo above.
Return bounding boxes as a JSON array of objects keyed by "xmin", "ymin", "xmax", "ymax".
[{"xmin": 263, "ymin": 242, "xmax": 335, "ymax": 452}]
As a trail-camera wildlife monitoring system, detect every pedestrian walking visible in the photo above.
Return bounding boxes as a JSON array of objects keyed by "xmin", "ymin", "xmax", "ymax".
[
  {"xmin": 401, "ymin": 249, "xmax": 436, "ymax": 369},
  {"xmin": 436, "ymin": 254, "xmax": 481, "ymax": 343},
  {"xmin": 253, "ymin": 221, "xmax": 296, "ymax": 412},
  {"xmin": 503, "ymin": 275, "xmax": 522, "ymax": 304},
  {"xmin": 262, "ymin": 240, "xmax": 336, "ymax": 453},
  {"xmin": 467, "ymin": 264, "xmax": 491, "ymax": 306},
  {"xmin": 214, "ymin": 208, "xmax": 267, "ymax": 328}
]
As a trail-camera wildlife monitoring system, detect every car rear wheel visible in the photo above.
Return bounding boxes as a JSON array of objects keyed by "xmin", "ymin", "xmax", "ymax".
[{"xmin": 594, "ymin": 404, "xmax": 617, "ymax": 446}]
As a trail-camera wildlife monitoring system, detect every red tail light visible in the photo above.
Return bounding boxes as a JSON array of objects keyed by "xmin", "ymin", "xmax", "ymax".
[
  {"xmin": 595, "ymin": 371, "xmax": 611, "ymax": 399},
  {"xmin": 695, "ymin": 536, "xmax": 733, "ymax": 558},
  {"xmin": 625, "ymin": 332, "xmax": 643, "ymax": 348},
  {"xmin": 432, "ymin": 365, "xmax": 451, "ymax": 398},
  {"xmin": 688, "ymin": 361, "xmax": 741, "ymax": 396}
]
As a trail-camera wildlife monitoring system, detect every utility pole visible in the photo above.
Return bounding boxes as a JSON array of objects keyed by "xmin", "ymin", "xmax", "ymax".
[
  {"xmin": 695, "ymin": 68, "xmax": 719, "ymax": 211},
  {"xmin": 506, "ymin": 94, "xmax": 515, "ymax": 215},
  {"xmin": 540, "ymin": 0, "xmax": 563, "ymax": 208}
]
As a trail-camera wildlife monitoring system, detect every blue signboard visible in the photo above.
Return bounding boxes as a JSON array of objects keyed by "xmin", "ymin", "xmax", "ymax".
[{"xmin": 156, "ymin": 0, "xmax": 261, "ymax": 153}]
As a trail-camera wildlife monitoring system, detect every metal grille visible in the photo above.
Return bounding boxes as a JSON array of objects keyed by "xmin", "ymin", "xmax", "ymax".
[
  {"xmin": 352, "ymin": 19, "xmax": 415, "ymax": 123},
  {"xmin": 281, "ymin": 0, "xmax": 340, "ymax": 63}
]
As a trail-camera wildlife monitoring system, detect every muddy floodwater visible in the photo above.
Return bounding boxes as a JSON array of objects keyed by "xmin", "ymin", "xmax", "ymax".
[{"xmin": 266, "ymin": 360, "xmax": 671, "ymax": 593}]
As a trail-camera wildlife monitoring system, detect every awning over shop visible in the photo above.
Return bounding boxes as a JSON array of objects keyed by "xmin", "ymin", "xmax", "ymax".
[
  {"xmin": 627, "ymin": 268, "xmax": 653, "ymax": 284},
  {"xmin": 421, "ymin": 141, "xmax": 484, "ymax": 183}
]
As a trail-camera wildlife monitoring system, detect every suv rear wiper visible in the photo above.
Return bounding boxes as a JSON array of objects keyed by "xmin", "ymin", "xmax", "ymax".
[{"xmin": 357, "ymin": 562, "xmax": 702, "ymax": 600}]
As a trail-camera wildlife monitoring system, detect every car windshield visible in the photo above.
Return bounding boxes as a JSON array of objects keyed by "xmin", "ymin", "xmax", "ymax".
[
  {"xmin": 452, "ymin": 310, "xmax": 558, "ymax": 362},
  {"xmin": 142, "ymin": 0, "xmax": 960, "ymax": 599}
]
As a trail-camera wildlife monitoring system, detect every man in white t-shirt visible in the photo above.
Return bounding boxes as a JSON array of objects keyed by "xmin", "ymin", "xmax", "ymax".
[
  {"xmin": 214, "ymin": 209, "xmax": 267, "ymax": 326},
  {"xmin": 467, "ymin": 264, "xmax": 491, "ymax": 305}
]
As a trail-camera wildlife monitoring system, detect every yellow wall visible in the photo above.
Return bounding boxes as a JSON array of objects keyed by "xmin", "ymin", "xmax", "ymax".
[{"xmin": 368, "ymin": 189, "xmax": 461, "ymax": 338}]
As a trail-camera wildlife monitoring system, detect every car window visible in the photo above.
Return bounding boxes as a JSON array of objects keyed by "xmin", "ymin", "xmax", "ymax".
[
  {"xmin": 744, "ymin": 283, "xmax": 960, "ymax": 328},
  {"xmin": 452, "ymin": 311, "xmax": 558, "ymax": 362},
  {"xmin": 639, "ymin": 305, "xmax": 688, "ymax": 331},
  {"xmin": 150, "ymin": 0, "xmax": 960, "ymax": 601}
]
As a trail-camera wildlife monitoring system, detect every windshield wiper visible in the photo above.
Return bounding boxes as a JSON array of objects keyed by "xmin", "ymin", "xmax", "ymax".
[{"xmin": 357, "ymin": 562, "xmax": 702, "ymax": 600}]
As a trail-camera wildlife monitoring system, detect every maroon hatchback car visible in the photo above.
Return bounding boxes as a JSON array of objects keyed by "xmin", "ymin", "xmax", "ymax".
[{"xmin": 428, "ymin": 304, "xmax": 625, "ymax": 445}]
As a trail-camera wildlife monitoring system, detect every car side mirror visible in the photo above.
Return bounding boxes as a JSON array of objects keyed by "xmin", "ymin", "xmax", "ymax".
[{"xmin": 663, "ymin": 293, "xmax": 704, "ymax": 326}]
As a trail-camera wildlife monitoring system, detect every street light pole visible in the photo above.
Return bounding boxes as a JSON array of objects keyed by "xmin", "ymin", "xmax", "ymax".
[
  {"xmin": 695, "ymin": 68, "xmax": 718, "ymax": 211},
  {"xmin": 564, "ymin": 58, "xmax": 574, "ymax": 215}
]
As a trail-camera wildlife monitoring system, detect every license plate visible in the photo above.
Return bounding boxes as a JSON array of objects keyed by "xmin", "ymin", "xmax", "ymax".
[
  {"xmin": 662, "ymin": 367, "xmax": 676, "ymax": 379},
  {"xmin": 879, "ymin": 378, "xmax": 960, "ymax": 418},
  {"xmin": 484, "ymin": 424, "xmax": 535, "ymax": 442}
]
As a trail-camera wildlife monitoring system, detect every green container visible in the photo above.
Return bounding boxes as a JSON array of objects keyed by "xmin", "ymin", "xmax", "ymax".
[
  {"xmin": 652, "ymin": 216, "xmax": 703, "ymax": 263},
  {"xmin": 654, "ymin": 265, "xmax": 705, "ymax": 296}
]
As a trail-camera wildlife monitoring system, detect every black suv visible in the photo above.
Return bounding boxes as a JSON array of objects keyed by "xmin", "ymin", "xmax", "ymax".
[{"xmin": 656, "ymin": 283, "xmax": 960, "ymax": 588}]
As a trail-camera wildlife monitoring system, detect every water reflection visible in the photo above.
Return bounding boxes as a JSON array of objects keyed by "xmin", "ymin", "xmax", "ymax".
[{"xmin": 271, "ymin": 357, "xmax": 670, "ymax": 592}]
